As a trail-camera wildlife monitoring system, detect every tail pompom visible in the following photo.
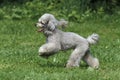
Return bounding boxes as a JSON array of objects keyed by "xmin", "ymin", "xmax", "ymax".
[{"xmin": 87, "ymin": 33, "xmax": 99, "ymax": 44}]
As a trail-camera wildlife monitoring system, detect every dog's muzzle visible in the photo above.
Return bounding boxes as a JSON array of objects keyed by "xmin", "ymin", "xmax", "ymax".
[{"xmin": 35, "ymin": 23, "xmax": 45, "ymax": 32}]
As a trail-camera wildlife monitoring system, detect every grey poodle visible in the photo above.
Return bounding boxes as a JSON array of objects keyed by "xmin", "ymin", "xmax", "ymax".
[{"xmin": 36, "ymin": 13, "xmax": 99, "ymax": 69}]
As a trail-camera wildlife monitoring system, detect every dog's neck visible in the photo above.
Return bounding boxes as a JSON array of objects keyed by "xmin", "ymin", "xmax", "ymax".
[
  {"xmin": 43, "ymin": 28, "xmax": 63, "ymax": 37},
  {"xmin": 43, "ymin": 29, "xmax": 56, "ymax": 36}
]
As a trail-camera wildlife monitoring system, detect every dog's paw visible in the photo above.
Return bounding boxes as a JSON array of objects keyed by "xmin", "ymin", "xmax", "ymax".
[
  {"xmin": 39, "ymin": 47, "xmax": 46, "ymax": 55},
  {"xmin": 66, "ymin": 62, "xmax": 79, "ymax": 68},
  {"xmin": 91, "ymin": 58, "xmax": 99, "ymax": 69}
]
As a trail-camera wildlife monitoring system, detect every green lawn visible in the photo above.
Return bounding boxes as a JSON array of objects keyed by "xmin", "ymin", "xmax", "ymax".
[{"xmin": 0, "ymin": 17, "xmax": 120, "ymax": 80}]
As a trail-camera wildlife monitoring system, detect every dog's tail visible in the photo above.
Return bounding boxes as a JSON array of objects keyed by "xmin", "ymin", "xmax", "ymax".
[
  {"xmin": 57, "ymin": 19, "xmax": 68, "ymax": 28},
  {"xmin": 87, "ymin": 33, "xmax": 99, "ymax": 44}
]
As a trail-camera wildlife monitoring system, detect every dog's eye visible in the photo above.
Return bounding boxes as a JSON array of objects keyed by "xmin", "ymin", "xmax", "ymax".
[
  {"xmin": 40, "ymin": 21, "xmax": 45, "ymax": 25},
  {"xmin": 41, "ymin": 22, "xmax": 45, "ymax": 25}
]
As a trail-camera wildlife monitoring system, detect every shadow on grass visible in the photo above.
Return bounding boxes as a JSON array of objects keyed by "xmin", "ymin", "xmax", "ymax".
[
  {"xmin": 38, "ymin": 61, "xmax": 65, "ymax": 68},
  {"xmin": 37, "ymin": 58, "xmax": 88, "ymax": 69}
]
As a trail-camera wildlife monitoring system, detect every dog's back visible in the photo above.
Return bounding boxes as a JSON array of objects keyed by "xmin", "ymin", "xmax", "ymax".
[{"xmin": 53, "ymin": 29, "xmax": 88, "ymax": 50}]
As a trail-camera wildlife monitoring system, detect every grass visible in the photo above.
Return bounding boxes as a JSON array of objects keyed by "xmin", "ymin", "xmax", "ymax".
[{"xmin": 0, "ymin": 16, "xmax": 120, "ymax": 80}]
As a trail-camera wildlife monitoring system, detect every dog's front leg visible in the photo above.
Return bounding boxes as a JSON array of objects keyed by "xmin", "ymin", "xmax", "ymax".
[{"xmin": 39, "ymin": 43, "xmax": 60, "ymax": 58}]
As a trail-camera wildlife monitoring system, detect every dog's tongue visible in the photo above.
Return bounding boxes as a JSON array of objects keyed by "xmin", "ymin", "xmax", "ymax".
[{"xmin": 38, "ymin": 29, "xmax": 44, "ymax": 32}]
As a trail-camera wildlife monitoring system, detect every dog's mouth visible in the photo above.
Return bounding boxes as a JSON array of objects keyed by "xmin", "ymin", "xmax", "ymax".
[
  {"xmin": 37, "ymin": 28, "xmax": 44, "ymax": 32},
  {"xmin": 36, "ymin": 22, "xmax": 46, "ymax": 32}
]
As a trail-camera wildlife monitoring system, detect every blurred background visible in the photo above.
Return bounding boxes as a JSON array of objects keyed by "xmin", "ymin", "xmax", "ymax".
[{"xmin": 0, "ymin": 0, "xmax": 120, "ymax": 21}]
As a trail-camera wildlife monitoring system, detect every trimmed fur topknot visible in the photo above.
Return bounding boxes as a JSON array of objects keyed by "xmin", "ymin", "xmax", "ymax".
[{"xmin": 38, "ymin": 13, "xmax": 68, "ymax": 28}]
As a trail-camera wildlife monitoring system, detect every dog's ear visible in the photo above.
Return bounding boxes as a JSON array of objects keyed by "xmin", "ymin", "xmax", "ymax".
[
  {"xmin": 47, "ymin": 21, "xmax": 56, "ymax": 31},
  {"xmin": 46, "ymin": 20, "xmax": 49, "ymax": 24}
]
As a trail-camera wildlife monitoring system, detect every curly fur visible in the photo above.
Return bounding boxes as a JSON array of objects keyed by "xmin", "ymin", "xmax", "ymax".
[
  {"xmin": 38, "ymin": 13, "xmax": 68, "ymax": 28},
  {"xmin": 36, "ymin": 13, "xmax": 99, "ymax": 69}
]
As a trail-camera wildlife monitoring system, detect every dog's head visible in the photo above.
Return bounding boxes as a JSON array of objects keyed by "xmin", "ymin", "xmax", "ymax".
[{"xmin": 36, "ymin": 14, "xmax": 56, "ymax": 35}]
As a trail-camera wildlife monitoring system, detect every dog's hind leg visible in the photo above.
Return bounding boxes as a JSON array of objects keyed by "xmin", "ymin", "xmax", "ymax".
[
  {"xmin": 66, "ymin": 47, "xmax": 87, "ymax": 68},
  {"xmin": 82, "ymin": 50, "xmax": 99, "ymax": 69}
]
